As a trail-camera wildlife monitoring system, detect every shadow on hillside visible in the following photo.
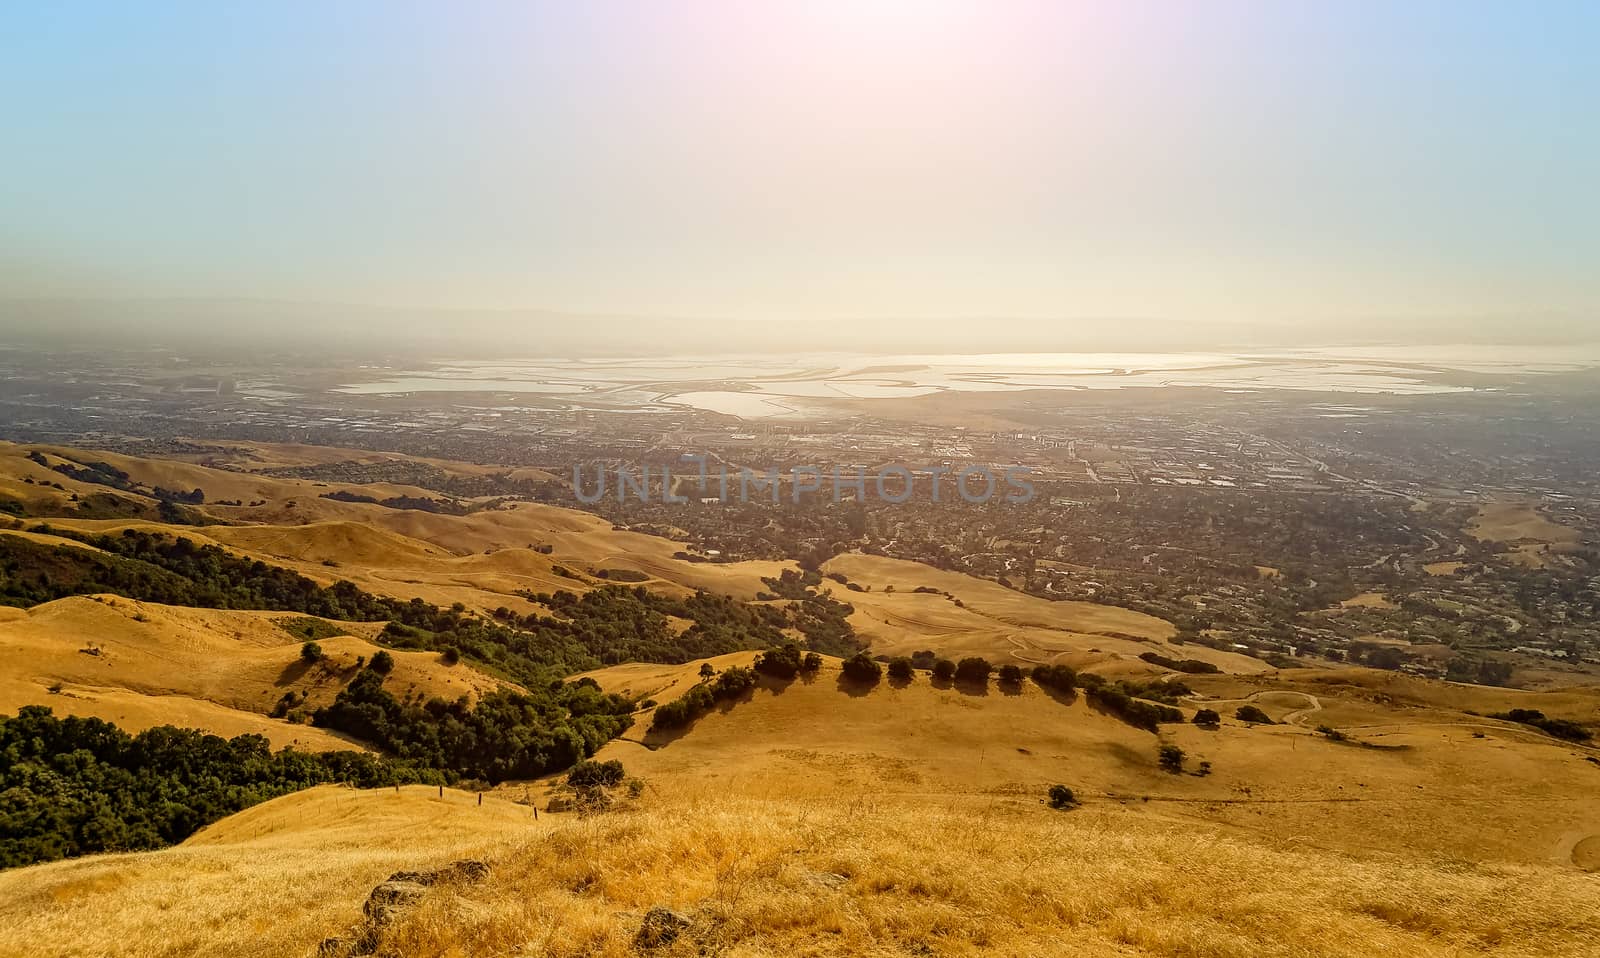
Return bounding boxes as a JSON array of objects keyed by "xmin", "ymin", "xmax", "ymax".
[
  {"xmin": 1037, "ymin": 685, "xmax": 1079, "ymax": 706},
  {"xmin": 997, "ymin": 680, "xmax": 1024, "ymax": 697},
  {"xmin": 717, "ymin": 687, "xmax": 757, "ymax": 713},
  {"xmin": 639, "ymin": 723, "xmax": 694, "ymax": 749},
  {"xmin": 1102, "ymin": 740, "xmax": 1147, "ymax": 766},
  {"xmin": 638, "ymin": 687, "xmax": 761, "ymax": 749},
  {"xmin": 887, "ymin": 673, "xmax": 913, "ymax": 690},
  {"xmin": 756, "ymin": 673, "xmax": 797, "ymax": 696},
  {"xmin": 273, "ymin": 659, "xmax": 317, "ymax": 687},
  {"xmin": 1082, "ymin": 696, "xmax": 1160, "ymax": 734},
  {"xmin": 952, "ymin": 679, "xmax": 989, "ymax": 698},
  {"xmin": 834, "ymin": 675, "xmax": 879, "ymax": 698}
]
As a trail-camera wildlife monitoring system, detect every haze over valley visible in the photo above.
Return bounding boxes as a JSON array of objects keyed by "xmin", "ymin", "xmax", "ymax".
[{"xmin": 3, "ymin": 2, "xmax": 1599, "ymax": 956}]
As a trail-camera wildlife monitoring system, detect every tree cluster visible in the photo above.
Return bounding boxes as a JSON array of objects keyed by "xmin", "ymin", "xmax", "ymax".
[
  {"xmin": 649, "ymin": 665, "xmax": 760, "ymax": 731},
  {"xmin": 1490, "ymin": 709, "xmax": 1591, "ymax": 742},
  {"xmin": 1138, "ymin": 651, "xmax": 1222, "ymax": 674},
  {"xmin": 312, "ymin": 668, "xmax": 634, "ymax": 783},
  {"xmin": 1079, "ymin": 675, "xmax": 1184, "ymax": 732},
  {"xmin": 0, "ymin": 706, "xmax": 429, "ymax": 869}
]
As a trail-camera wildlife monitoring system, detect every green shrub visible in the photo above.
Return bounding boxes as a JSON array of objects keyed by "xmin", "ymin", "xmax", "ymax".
[
  {"xmin": 931, "ymin": 659, "xmax": 956, "ymax": 681},
  {"xmin": 997, "ymin": 664, "xmax": 1025, "ymax": 686},
  {"xmin": 1235, "ymin": 705, "xmax": 1272, "ymax": 724},
  {"xmin": 754, "ymin": 643, "xmax": 804, "ymax": 679},
  {"xmin": 0, "ymin": 706, "xmax": 430, "ymax": 868},
  {"xmin": 1047, "ymin": 784, "xmax": 1076, "ymax": 809},
  {"xmin": 1158, "ymin": 744, "xmax": 1186, "ymax": 773},
  {"xmin": 954, "ymin": 657, "xmax": 992, "ymax": 684},
  {"xmin": 1192, "ymin": 708, "xmax": 1221, "ymax": 728},
  {"xmin": 567, "ymin": 759, "xmax": 626, "ymax": 789},
  {"xmin": 1031, "ymin": 664, "xmax": 1077, "ymax": 694},
  {"xmin": 1085, "ymin": 684, "xmax": 1184, "ymax": 732},
  {"xmin": 1490, "ymin": 709, "xmax": 1592, "ymax": 742},
  {"xmin": 369, "ymin": 650, "xmax": 395, "ymax": 674},
  {"xmin": 300, "ymin": 641, "xmax": 323, "ymax": 663},
  {"xmin": 1138, "ymin": 651, "xmax": 1222, "ymax": 674},
  {"xmin": 713, "ymin": 665, "xmax": 758, "ymax": 698},
  {"xmin": 887, "ymin": 657, "xmax": 914, "ymax": 681},
  {"xmin": 841, "ymin": 651, "xmax": 883, "ymax": 683}
]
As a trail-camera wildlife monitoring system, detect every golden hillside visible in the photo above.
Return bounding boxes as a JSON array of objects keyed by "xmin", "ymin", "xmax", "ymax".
[
  {"xmin": 0, "ymin": 785, "xmax": 535, "ymax": 958},
  {"xmin": 823, "ymin": 552, "xmax": 1266, "ymax": 674},
  {"xmin": 3, "ymin": 662, "xmax": 1598, "ymax": 958},
  {"xmin": 4, "ymin": 442, "xmax": 1599, "ymax": 957},
  {"xmin": 0, "ymin": 589, "xmax": 502, "ymax": 747},
  {"xmin": 572, "ymin": 658, "xmax": 1600, "ymax": 867}
]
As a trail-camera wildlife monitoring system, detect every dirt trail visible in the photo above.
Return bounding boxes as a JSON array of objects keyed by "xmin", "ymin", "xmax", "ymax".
[{"xmin": 1191, "ymin": 690, "xmax": 1324, "ymax": 726}]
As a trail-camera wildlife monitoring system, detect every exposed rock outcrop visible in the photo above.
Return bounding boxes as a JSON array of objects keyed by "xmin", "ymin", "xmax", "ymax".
[{"xmin": 315, "ymin": 859, "xmax": 489, "ymax": 957}]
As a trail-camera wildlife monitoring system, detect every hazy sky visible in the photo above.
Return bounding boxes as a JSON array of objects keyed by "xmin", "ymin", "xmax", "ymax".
[{"xmin": 2, "ymin": 0, "xmax": 1597, "ymax": 331}]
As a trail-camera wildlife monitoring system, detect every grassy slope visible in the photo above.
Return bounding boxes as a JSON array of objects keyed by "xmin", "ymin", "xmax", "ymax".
[
  {"xmin": 822, "ymin": 552, "xmax": 1269, "ymax": 674},
  {"xmin": 575, "ymin": 660, "xmax": 1600, "ymax": 867},
  {"xmin": 2, "ymin": 444, "xmax": 1598, "ymax": 955},
  {"xmin": 371, "ymin": 789, "xmax": 1600, "ymax": 958},
  {"xmin": 0, "ymin": 785, "xmax": 535, "ymax": 958},
  {"xmin": 0, "ymin": 593, "xmax": 503, "ymax": 745},
  {"xmin": 0, "ymin": 659, "xmax": 1595, "ymax": 957}
]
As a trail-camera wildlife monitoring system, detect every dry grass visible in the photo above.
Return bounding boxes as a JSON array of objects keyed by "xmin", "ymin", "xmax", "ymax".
[
  {"xmin": 819, "ymin": 552, "xmax": 1268, "ymax": 674},
  {"xmin": 14, "ymin": 784, "xmax": 1598, "ymax": 958},
  {"xmin": 1338, "ymin": 591, "xmax": 1395, "ymax": 609},
  {"xmin": 0, "ymin": 594, "xmax": 501, "ymax": 743},
  {"xmin": 3, "ymin": 664, "xmax": 1600, "ymax": 957},
  {"xmin": 824, "ymin": 552, "xmax": 1175, "ymax": 640},
  {"xmin": 0, "ymin": 675, "xmax": 363, "ymax": 751},
  {"xmin": 1469, "ymin": 503, "xmax": 1580, "ymax": 545},
  {"xmin": 376, "ymin": 787, "xmax": 1600, "ymax": 958},
  {"xmin": 0, "ymin": 786, "xmax": 536, "ymax": 958}
]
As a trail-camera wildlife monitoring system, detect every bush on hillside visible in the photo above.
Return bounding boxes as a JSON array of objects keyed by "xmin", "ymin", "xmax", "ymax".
[
  {"xmin": 0, "ymin": 706, "xmax": 429, "ymax": 868},
  {"xmin": 567, "ymin": 759, "xmax": 626, "ymax": 789},
  {"xmin": 997, "ymin": 664, "xmax": 1025, "ymax": 686},
  {"xmin": 931, "ymin": 659, "xmax": 956, "ymax": 681},
  {"xmin": 1490, "ymin": 709, "xmax": 1592, "ymax": 742},
  {"xmin": 1084, "ymin": 684, "xmax": 1184, "ymax": 732},
  {"xmin": 754, "ymin": 643, "xmax": 804, "ymax": 679},
  {"xmin": 887, "ymin": 657, "xmax": 914, "ymax": 681},
  {"xmin": 1031, "ymin": 664, "xmax": 1078, "ymax": 694},
  {"xmin": 1158, "ymin": 744, "xmax": 1186, "ymax": 773},
  {"xmin": 1047, "ymin": 784, "xmax": 1077, "ymax": 809},
  {"xmin": 1235, "ymin": 705, "xmax": 1272, "ymax": 724},
  {"xmin": 650, "ymin": 666, "xmax": 759, "ymax": 732},
  {"xmin": 954, "ymin": 657, "xmax": 993, "ymax": 684},
  {"xmin": 313, "ymin": 669, "xmax": 634, "ymax": 782},
  {"xmin": 1192, "ymin": 708, "xmax": 1221, "ymax": 729},
  {"xmin": 840, "ymin": 651, "xmax": 883, "ymax": 684},
  {"xmin": 1138, "ymin": 651, "xmax": 1222, "ymax": 674}
]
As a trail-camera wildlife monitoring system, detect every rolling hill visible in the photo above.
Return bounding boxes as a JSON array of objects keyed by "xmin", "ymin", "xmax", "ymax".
[
  {"xmin": 2, "ymin": 657, "xmax": 1597, "ymax": 957},
  {"xmin": 1, "ymin": 442, "xmax": 1598, "ymax": 957}
]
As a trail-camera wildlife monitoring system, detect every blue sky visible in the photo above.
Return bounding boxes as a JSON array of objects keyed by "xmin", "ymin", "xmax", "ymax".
[{"xmin": 2, "ymin": 0, "xmax": 1596, "ymax": 331}]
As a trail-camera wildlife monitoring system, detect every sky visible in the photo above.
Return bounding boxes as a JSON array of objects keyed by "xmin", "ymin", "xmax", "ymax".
[{"xmin": 1, "ymin": 0, "xmax": 1597, "ymax": 343}]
